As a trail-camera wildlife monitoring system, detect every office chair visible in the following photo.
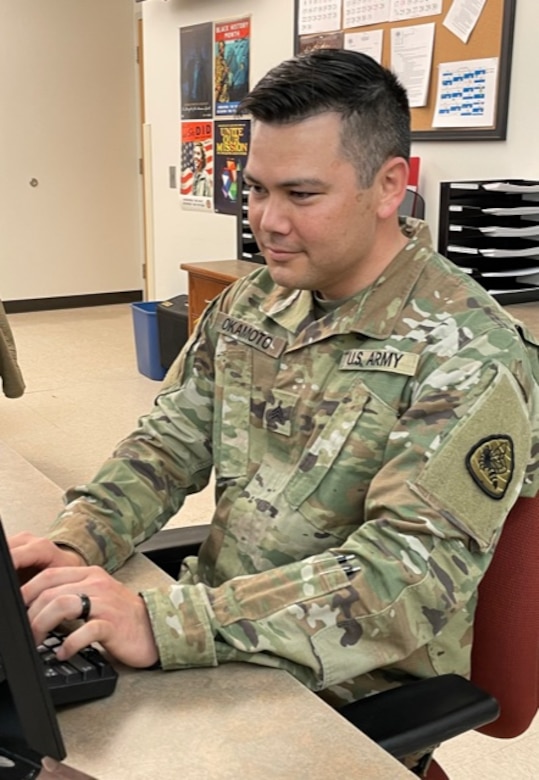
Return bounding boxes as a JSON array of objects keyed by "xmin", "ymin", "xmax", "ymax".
[
  {"xmin": 137, "ymin": 494, "xmax": 539, "ymax": 777},
  {"xmin": 400, "ymin": 188, "xmax": 425, "ymax": 219},
  {"xmin": 338, "ymin": 494, "xmax": 539, "ymax": 776}
]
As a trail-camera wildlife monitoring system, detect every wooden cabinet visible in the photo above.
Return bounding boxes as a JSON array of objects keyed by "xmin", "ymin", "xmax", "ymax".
[{"xmin": 180, "ymin": 259, "xmax": 256, "ymax": 333}]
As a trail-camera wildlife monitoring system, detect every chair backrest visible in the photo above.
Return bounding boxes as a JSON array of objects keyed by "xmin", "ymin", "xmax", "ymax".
[
  {"xmin": 471, "ymin": 495, "xmax": 539, "ymax": 738},
  {"xmin": 399, "ymin": 188, "xmax": 425, "ymax": 219}
]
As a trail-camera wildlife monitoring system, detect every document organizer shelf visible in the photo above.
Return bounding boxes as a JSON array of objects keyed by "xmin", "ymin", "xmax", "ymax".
[
  {"xmin": 438, "ymin": 179, "xmax": 539, "ymax": 304},
  {"xmin": 236, "ymin": 172, "xmax": 265, "ymax": 266}
]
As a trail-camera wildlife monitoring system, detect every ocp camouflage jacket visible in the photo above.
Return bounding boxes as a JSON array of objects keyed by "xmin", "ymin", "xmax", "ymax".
[{"xmin": 49, "ymin": 220, "xmax": 539, "ymax": 705}]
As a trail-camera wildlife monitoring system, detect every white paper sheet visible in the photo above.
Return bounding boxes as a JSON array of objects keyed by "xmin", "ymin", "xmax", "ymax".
[
  {"xmin": 433, "ymin": 57, "xmax": 498, "ymax": 128},
  {"xmin": 481, "ymin": 227, "xmax": 539, "ymax": 239},
  {"xmin": 344, "ymin": 29, "xmax": 384, "ymax": 64},
  {"xmin": 480, "ymin": 247, "xmax": 539, "ymax": 258},
  {"xmin": 482, "ymin": 182, "xmax": 539, "ymax": 194},
  {"xmin": 391, "ymin": 23, "xmax": 435, "ymax": 108},
  {"xmin": 483, "ymin": 267, "xmax": 539, "ymax": 278},
  {"xmin": 443, "ymin": 0, "xmax": 487, "ymax": 44},
  {"xmin": 483, "ymin": 206, "xmax": 539, "ymax": 216}
]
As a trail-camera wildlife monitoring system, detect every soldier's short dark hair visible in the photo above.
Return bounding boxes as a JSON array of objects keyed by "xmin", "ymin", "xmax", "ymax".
[{"xmin": 239, "ymin": 49, "xmax": 410, "ymax": 188}]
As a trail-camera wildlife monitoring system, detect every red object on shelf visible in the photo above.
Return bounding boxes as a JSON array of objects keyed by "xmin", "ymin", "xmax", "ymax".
[{"xmin": 408, "ymin": 156, "xmax": 420, "ymax": 191}]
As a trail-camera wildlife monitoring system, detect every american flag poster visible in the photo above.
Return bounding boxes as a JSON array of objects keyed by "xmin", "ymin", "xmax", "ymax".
[
  {"xmin": 214, "ymin": 119, "xmax": 250, "ymax": 215},
  {"xmin": 180, "ymin": 121, "xmax": 214, "ymax": 211}
]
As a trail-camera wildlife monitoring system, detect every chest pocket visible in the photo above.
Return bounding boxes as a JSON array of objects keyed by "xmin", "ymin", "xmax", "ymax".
[
  {"xmin": 213, "ymin": 343, "xmax": 252, "ymax": 478},
  {"xmin": 283, "ymin": 381, "xmax": 398, "ymax": 536}
]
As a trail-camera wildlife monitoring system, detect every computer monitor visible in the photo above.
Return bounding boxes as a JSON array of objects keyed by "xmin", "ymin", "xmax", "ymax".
[{"xmin": 0, "ymin": 519, "xmax": 66, "ymax": 775}]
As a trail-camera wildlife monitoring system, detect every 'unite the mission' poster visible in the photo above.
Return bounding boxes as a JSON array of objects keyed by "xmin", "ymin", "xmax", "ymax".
[{"xmin": 213, "ymin": 119, "xmax": 250, "ymax": 215}]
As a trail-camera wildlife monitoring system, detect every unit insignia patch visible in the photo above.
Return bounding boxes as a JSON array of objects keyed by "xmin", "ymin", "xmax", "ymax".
[{"xmin": 465, "ymin": 435, "xmax": 514, "ymax": 500}]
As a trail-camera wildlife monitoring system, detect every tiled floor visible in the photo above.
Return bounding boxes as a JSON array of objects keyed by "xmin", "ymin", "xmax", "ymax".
[
  {"xmin": 0, "ymin": 304, "xmax": 213, "ymax": 527},
  {"xmin": 2, "ymin": 300, "xmax": 539, "ymax": 778}
]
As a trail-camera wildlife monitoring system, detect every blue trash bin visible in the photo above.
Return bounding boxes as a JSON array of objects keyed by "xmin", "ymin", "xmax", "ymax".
[{"xmin": 131, "ymin": 301, "xmax": 167, "ymax": 381}]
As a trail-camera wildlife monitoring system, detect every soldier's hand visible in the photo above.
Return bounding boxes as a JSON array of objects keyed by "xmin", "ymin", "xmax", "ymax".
[
  {"xmin": 8, "ymin": 532, "xmax": 86, "ymax": 583},
  {"xmin": 22, "ymin": 564, "xmax": 159, "ymax": 669}
]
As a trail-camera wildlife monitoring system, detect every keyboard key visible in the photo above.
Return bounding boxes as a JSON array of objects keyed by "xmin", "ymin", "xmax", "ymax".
[
  {"xmin": 37, "ymin": 631, "xmax": 118, "ymax": 706},
  {"xmin": 66, "ymin": 654, "xmax": 100, "ymax": 681}
]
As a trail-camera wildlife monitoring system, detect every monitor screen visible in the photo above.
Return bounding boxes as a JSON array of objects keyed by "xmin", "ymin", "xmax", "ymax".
[{"xmin": 0, "ymin": 519, "xmax": 65, "ymax": 774}]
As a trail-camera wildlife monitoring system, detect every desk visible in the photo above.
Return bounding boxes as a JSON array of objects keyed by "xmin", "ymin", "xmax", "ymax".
[
  {"xmin": 0, "ymin": 442, "xmax": 413, "ymax": 779},
  {"xmin": 180, "ymin": 260, "xmax": 255, "ymax": 333}
]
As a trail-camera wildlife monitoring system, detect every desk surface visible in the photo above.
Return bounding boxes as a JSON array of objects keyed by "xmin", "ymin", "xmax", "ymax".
[
  {"xmin": 180, "ymin": 259, "xmax": 256, "ymax": 284},
  {"xmin": 0, "ymin": 442, "xmax": 413, "ymax": 779}
]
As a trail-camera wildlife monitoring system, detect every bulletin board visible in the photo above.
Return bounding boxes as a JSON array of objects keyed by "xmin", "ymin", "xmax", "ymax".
[{"xmin": 294, "ymin": 0, "xmax": 517, "ymax": 141}]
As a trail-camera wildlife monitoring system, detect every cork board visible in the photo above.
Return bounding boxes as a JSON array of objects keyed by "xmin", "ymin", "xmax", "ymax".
[{"xmin": 294, "ymin": 0, "xmax": 516, "ymax": 141}]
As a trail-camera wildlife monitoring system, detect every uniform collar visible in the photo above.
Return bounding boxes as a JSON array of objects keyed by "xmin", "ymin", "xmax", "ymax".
[{"xmin": 260, "ymin": 219, "xmax": 434, "ymax": 341}]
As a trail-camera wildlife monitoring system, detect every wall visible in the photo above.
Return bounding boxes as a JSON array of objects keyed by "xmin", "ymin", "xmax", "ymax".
[
  {"xmin": 0, "ymin": 0, "xmax": 142, "ymax": 303},
  {"xmin": 141, "ymin": 0, "xmax": 294, "ymax": 299},
  {"xmin": 142, "ymin": 0, "xmax": 539, "ymax": 300},
  {"xmin": 414, "ymin": 0, "xmax": 539, "ymax": 242}
]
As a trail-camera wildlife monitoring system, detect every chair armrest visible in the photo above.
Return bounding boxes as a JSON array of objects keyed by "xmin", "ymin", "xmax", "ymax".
[
  {"xmin": 136, "ymin": 524, "xmax": 210, "ymax": 577},
  {"xmin": 338, "ymin": 673, "xmax": 499, "ymax": 759}
]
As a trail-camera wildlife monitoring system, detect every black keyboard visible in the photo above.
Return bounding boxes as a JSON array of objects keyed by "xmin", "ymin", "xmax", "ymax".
[{"xmin": 36, "ymin": 631, "xmax": 118, "ymax": 707}]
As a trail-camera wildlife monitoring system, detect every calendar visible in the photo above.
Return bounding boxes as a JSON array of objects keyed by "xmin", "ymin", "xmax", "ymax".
[
  {"xmin": 344, "ymin": 1, "xmax": 390, "ymax": 30},
  {"xmin": 390, "ymin": 0, "xmax": 442, "ymax": 23},
  {"xmin": 298, "ymin": 0, "xmax": 342, "ymax": 35}
]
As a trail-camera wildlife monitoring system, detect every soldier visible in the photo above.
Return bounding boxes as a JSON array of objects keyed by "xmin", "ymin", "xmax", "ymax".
[
  {"xmin": 214, "ymin": 39, "xmax": 230, "ymax": 105},
  {"xmin": 9, "ymin": 50, "xmax": 539, "ymax": 776},
  {"xmin": 192, "ymin": 141, "xmax": 212, "ymax": 198}
]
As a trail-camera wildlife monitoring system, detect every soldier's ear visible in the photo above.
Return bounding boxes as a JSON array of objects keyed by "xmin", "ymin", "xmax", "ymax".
[{"xmin": 375, "ymin": 157, "xmax": 409, "ymax": 220}]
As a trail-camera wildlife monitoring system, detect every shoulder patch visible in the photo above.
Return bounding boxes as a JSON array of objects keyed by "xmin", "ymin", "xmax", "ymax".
[{"xmin": 465, "ymin": 435, "xmax": 514, "ymax": 500}]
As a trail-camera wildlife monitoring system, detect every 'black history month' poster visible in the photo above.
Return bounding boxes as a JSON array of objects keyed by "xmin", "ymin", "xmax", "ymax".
[{"xmin": 214, "ymin": 18, "xmax": 251, "ymax": 116}]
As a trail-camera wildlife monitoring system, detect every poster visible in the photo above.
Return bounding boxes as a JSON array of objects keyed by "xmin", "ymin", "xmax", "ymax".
[
  {"xmin": 180, "ymin": 23, "xmax": 213, "ymax": 120},
  {"xmin": 299, "ymin": 31, "xmax": 344, "ymax": 54},
  {"xmin": 213, "ymin": 119, "xmax": 250, "ymax": 215},
  {"xmin": 214, "ymin": 17, "xmax": 251, "ymax": 116},
  {"xmin": 180, "ymin": 121, "xmax": 214, "ymax": 211}
]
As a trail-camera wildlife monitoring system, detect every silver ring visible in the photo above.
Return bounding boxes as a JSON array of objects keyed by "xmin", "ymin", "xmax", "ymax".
[{"xmin": 78, "ymin": 593, "xmax": 91, "ymax": 622}]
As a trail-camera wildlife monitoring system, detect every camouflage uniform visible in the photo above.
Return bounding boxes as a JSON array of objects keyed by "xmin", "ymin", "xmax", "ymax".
[
  {"xmin": 0, "ymin": 299, "xmax": 25, "ymax": 398},
  {"xmin": 49, "ymin": 219, "xmax": 539, "ymax": 710}
]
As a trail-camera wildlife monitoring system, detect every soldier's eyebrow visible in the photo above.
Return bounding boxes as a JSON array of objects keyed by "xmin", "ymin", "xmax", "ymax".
[{"xmin": 243, "ymin": 170, "xmax": 328, "ymax": 189}]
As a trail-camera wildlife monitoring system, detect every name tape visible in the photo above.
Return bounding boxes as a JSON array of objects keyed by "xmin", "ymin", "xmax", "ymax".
[
  {"xmin": 340, "ymin": 349, "xmax": 419, "ymax": 375},
  {"xmin": 216, "ymin": 313, "xmax": 286, "ymax": 357}
]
